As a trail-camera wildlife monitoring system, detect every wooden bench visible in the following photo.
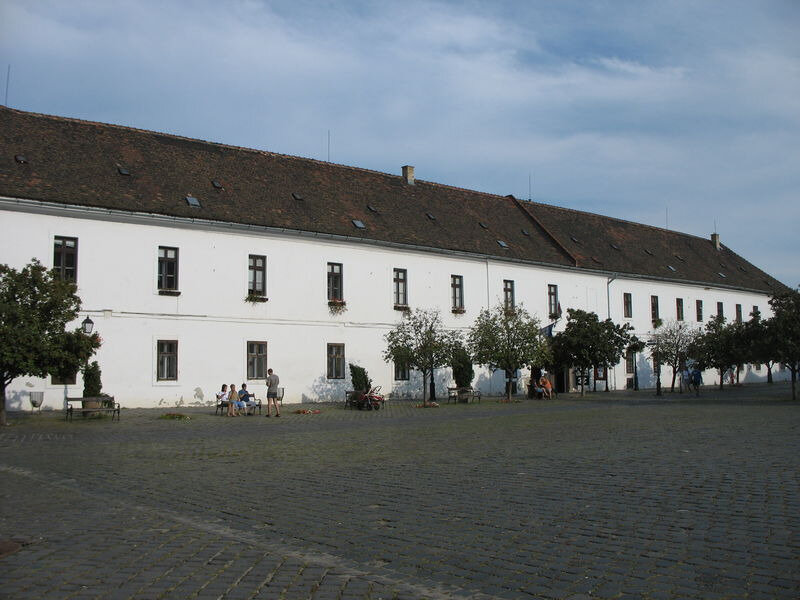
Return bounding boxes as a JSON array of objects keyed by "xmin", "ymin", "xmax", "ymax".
[
  {"xmin": 65, "ymin": 397, "xmax": 120, "ymax": 422},
  {"xmin": 447, "ymin": 387, "xmax": 482, "ymax": 403},
  {"xmin": 215, "ymin": 395, "xmax": 262, "ymax": 415}
]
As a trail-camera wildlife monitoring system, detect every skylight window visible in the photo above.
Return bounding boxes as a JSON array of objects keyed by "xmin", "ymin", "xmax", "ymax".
[
  {"xmin": 644, "ymin": 249, "xmax": 654, "ymax": 256},
  {"xmin": 591, "ymin": 256, "xmax": 602, "ymax": 265},
  {"xmin": 479, "ymin": 222, "xmax": 488, "ymax": 229},
  {"xmin": 521, "ymin": 229, "xmax": 530, "ymax": 237},
  {"xmin": 185, "ymin": 195, "xmax": 201, "ymax": 208},
  {"xmin": 292, "ymin": 192, "xmax": 303, "ymax": 201},
  {"xmin": 570, "ymin": 236, "xmax": 580, "ymax": 244},
  {"xmin": 610, "ymin": 243, "xmax": 620, "ymax": 250},
  {"xmin": 367, "ymin": 204, "xmax": 379, "ymax": 213},
  {"xmin": 14, "ymin": 155, "xmax": 27, "ymax": 164},
  {"xmin": 738, "ymin": 266, "xmax": 747, "ymax": 273},
  {"xmin": 674, "ymin": 253, "xmax": 685, "ymax": 262},
  {"xmin": 117, "ymin": 166, "xmax": 130, "ymax": 176},
  {"xmin": 426, "ymin": 213, "xmax": 436, "ymax": 220},
  {"xmin": 211, "ymin": 180, "xmax": 223, "ymax": 190},
  {"xmin": 352, "ymin": 219, "xmax": 366, "ymax": 230},
  {"xmin": 497, "ymin": 240, "xmax": 509, "ymax": 249},
  {"xmin": 718, "ymin": 272, "xmax": 727, "ymax": 278},
  {"xmin": 667, "ymin": 265, "xmax": 676, "ymax": 272}
]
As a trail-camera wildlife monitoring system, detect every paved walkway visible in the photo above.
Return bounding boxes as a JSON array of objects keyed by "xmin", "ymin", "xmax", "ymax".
[{"xmin": 1, "ymin": 383, "xmax": 798, "ymax": 599}]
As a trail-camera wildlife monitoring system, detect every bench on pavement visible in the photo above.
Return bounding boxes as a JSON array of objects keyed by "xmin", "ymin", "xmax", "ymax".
[
  {"xmin": 446, "ymin": 387, "xmax": 482, "ymax": 403},
  {"xmin": 65, "ymin": 397, "xmax": 120, "ymax": 422}
]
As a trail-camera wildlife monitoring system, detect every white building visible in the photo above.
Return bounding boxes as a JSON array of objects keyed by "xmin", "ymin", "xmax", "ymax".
[{"xmin": 0, "ymin": 107, "xmax": 789, "ymax": 409}]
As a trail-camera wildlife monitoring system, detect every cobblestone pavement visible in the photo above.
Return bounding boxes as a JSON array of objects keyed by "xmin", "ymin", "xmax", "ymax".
[{"xmin": 1, "ymin": 383, "xmax": 799, "ymax": 599}]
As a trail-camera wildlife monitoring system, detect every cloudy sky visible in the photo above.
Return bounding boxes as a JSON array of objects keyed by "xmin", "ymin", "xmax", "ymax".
[{"xmin": 2, "ymin": 0, "xmax": 798, "ymax": 286}]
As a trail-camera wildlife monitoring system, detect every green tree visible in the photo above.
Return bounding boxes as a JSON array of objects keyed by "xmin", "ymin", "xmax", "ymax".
[
  {"xmin": 768, "ymin": 289, "xmax": 800, "ymax": 400},
  {"xmin": 449, "ymin": 343, "xmax": 474, "ymax": 389},
  {"xmin": 743, "ymin": 310, "xmax": 779, "ymax": 383},
  {"xmin": 551, "ymin": 309, "xmax": 602, "ymax": 396},
  {"xmin": 383, "ymin": 309, "xmax": 460, "ymax": 405},
  {"xmin": 650, "ymin": 320, "xmax": 701, "ymax": 392},
  {"xmin": 0, "ymin": 260, "xmax": 101, "ymax": 425},
  {"xmin": 467, "ymin": 304, "xmax": 550, "ymax": 401},
  {"xmin": 688, "ymin": 315, "xmax": 738, "ymax": 391},
  {"xmin": 595, "ymin": 318, "xmax": 636, "ymax": 392}
]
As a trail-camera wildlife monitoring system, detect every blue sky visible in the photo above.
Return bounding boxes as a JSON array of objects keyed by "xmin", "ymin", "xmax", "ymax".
[{"xmin": 2, "ymin": 0, "xmax": 798, "ymax": 287}]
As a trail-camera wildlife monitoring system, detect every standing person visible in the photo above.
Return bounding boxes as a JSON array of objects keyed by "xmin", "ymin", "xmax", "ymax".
[
  {"xmin": 680, "ymin": 364, "xmax": 691, "ymax": 393},
  {"xmin": 239, "ymin": 383, "xmax": 257, "ymax": 415},
  {"xmin": 266, "ymin": 368, "xmax": 281, "ymax": 417},
  {"xmin": 691, "ymin": 367, "xmax": 703, "ymax": 397},
  {"xmin": 227, "ymin": 383, "xmax": 241, "ymax": 417}
]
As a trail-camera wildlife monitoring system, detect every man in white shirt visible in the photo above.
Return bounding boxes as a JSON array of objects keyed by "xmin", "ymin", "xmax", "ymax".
[{"xmin": 266, "ymin": 368, "xmax": 281, "ymax": 417}]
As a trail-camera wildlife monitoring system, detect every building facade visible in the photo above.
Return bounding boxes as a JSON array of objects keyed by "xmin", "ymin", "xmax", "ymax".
[{"xmin": 0, "ymin": 107, "xmax": 789, "ymax": 409}]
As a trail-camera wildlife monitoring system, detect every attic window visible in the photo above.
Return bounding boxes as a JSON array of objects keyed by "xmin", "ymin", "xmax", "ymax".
[
  {"xmin": 352, "ymin": 220, "xmax": 366, "ymax": 230},
  {"xmin": 117, "ymin": 166, "xmax": 130, "ymax": 176},
  {"xmin": 185, "ymin": 195, "xmax": 201, "ymax": 208},
  {"xmin": 367, "ymin": 204, "xmax": 379, "ymax": 213},
  {"xmin": 674, "ymin": 253, "xmax": 685, "ymax": 262},
  {"xmin": 644, "ymin": 249, "xmax": 654, "ymax": 256},
  {"xmin": 570, "ymin": 236, "xmax": 580, "ymax": 244},
  {"xmin": 14, "ymin": 154, "xmax": 27, "ymax": 164},
  {"xmin": 591, "ymin": 256, "xmax": 602, "ymax": 265},
  {"xmin": 211, "ymin": 180, "xmax": 223, "ymax": 190},
  {"xmin": 610, "ymin": 243, "xmax": 620, "ymax": 250},
  {"xmin": 426, "ymin": 213, "xmax": 436, "ymax": 221},
  {"xmin": 497, "ymin": 240, "xmax": 509, "ymax": 249},
  {"xmin": 667, "ymin": 265, "xmax": 676, "ymax": 272},
  {"xmin": 738, "ymin": 266, "xmax": 747, "ymax": 273},
  {"xmin": 479, "ymin": 222, "xmax": 488, "ymax": 229},
  {"xmin": 521, "ymin": 229, "xmax": 530, "ymax": 236},
  {"xmin": 718, "ymin": 272, "xmax": 727, "ymax": 278},
  {"xmin": 292, "ymin": 192, "xmax": 303, "ymax": 201}
]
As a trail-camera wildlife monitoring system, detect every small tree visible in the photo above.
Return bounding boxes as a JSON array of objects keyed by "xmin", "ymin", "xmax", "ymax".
[
  {"xmin": 595, "ymin": 318, "xmax": 635, "ymax": 392},
  {"xmin": 468, "ymin": 304, "xmax": 549, "ymax": 401},
  {"xmin": 688, "ymin": 315, "xmax": 738, "ymax": 391},
  {"xmin": 743, "ymin": 311, "xmax": 779, "ymax": 384},
  {"xmin": 551, "ymin": 309, "xmax": 602, "ymax": 396},
  {"xmin": 650, "ymin": 320, "xmax": 700, "ymax": 392},
  {"xmin": 348, "ymin": 363, "xmax": 372, "ymax": 392},
  {"xmin": 383, "ymin": 309, "xmax": 460, "ymax": 405},
  {"xmin": 82, "ymin": 361, "xmax": 103, "ymax": 397},
  {"xmin": 0, "ymin": 260, "xmax": 101, "ymax": 426},
  {"xmin": 450, "ymin": 343, "xmax": 474, "ymax": 389},
  {"xmin": 769, "ymin": 289, "xmax": 800, "ymax": 400}
]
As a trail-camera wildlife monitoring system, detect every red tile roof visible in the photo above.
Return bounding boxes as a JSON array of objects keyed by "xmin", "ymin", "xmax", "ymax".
[{"xmin": 0, "ymin": 107, "xmax": 784, "ymax": 293}]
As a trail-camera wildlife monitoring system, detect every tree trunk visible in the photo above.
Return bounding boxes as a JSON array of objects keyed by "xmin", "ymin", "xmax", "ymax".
[
  {"xmin": 670, "ymin": 367, "xmax": 677, "ymax": 393},
  {"xmin": 429, "ymin": 375, "xmax": 436, "ymax": 402},
  {"xmin": 421, "ymin": 371, "xmax": 428, "ymax": 405},
  {"xmin": 718, "ymin": 368, "xmax": 724, "ymax": 391},
  {"xmin": 634, "ymin": 361, "xmax": 639, "ymax": 391},
  {"xmin": 767, "ymin": 365, "xmax": 773, "ymax": 384},
  {"xmin": 791, "ymin": 366, "xmax": 797, "ymax": 401},
  {"xmin": 0, "ymin": 379, "xmax": 7, "ymax": 427},
  {"xmin": 580, "ymin": 369, "xmax": 585, "ymax": 396}
]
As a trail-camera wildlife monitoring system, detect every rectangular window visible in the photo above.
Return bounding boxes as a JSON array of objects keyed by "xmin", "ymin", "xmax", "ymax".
[
  {"xmin": 717, "ymin": 301, "xmax": 724, "ymax": 319},
  {"xmin": 676, "ymin": 298, "xmax": 684, "ymax": 321},
  {"xmin": 327, "ymin": 344, "xmax": 345, "ymax": 379},
  {"xmin": 394, "ymin": 268, "xmax": 408, "ymax": 306},
  {"xmin": 735, "ymin": 304, "xmax": 743, "ymax": 323},
  {"xmin": 696, "ymin": 299, "xmax": 703, "ymax": 322},
  {"xmin": 504, "ymin": 280, "xmax": 515, "ymax": 310},
  {"xmin": 547, "ymin": 284, "xmax": 559, "ymax": 318},
  {"xmin": 625, "ymin": 351, "xmax": 635, "ymax": 374},
  {"xmin": 157, "ymin": 340, "xmax": 178, "ymax": 380},
  {"xmin": 651, "ymin": 295, "xmax": 659, "ymax": 324},
  {"xmin": 51, "ymin": 372, "xmax": 77, "ymax": 385},
  {"xmin": 247, "ymin": 341, "xmax": 268, "ymax": 379},
  {"xmin": 623, "ymin": 293, "xmax": 633, "ymax": 319},
  {"xmin": 394, "ymin": 361, "xmax": 410, "ymax": 381},
  {"xmin": 327, "ymin": 262, "xmax": 343, "ymax": 301},
  {"xmin": 158, "ymin": 246, "xmax": 179, "ymax": 290},
  {"xmin": 451, "ymin": 275, "xmax": 464, "ymax": 310},
  {"xmin": 248, "ymin": 255, "xmax": 266, "ymax": 296},
  {"xmin": 752, "ymin": 305, "xmax": 760, "ymax": 319},
  {"xmin": 53, "ymin": 236, "xmax": 78, "ymax": 282}
]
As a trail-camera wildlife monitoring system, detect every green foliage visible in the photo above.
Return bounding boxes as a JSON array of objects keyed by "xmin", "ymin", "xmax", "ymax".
[
  {"xmin": 768, "ymin": 289, "xmax": 800, "ymax": 399},
  {"xmin": 383, "ymin": 308, "xmax": 460, "ymax": 403},
  {"xmin": 650, "ymin": 320, "xmax": 701, "ymax": 392},
  {"xmin": 450, "ymin": 343, "xmax": 474, "ymax": 389},
  {"xmin": 82, "ymin": 361, "xmax": 103, "ymax": 397},
  {"xmin": 0, "ymin": 259, "xmax": 101, "ymax": 425},
  {"xmin": 467, "ymin": 304, "xmax": 549, "ymax": 400},
  {"xmin": 687, "ymin": 315, "xmax": 739, "ymax": 390},
  {"xmin": 348, "ymin": 363, "xmax": 372, "ymax": 392}
]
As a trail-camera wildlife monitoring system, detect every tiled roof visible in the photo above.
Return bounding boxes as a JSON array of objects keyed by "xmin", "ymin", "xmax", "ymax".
[{"xmin": 0, "ymin": 106, "xmax": 784, "ymax": 293}]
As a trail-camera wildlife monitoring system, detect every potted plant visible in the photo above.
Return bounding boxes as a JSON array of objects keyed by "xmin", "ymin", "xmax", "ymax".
[
  {"xmin": 81, "ymin": 361, "xmax": 112, "ymax": 413},
  {"xmin": 348, "ymin": 363, "xmax": 372, "ymax": 408}
]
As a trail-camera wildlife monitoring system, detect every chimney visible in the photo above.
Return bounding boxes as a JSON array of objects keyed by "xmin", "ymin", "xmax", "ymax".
[
  {"xmin": 402, "ymin": 165, "xmax": 415, "ymax": 185},
  {"xmin": 711, "ymin": 233, "xmax": 721, "ymax": 250}
]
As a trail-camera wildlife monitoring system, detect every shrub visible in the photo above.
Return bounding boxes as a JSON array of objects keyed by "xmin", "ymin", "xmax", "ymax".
[
  {"xmin": 450, "ymin": 345, "xmax": 474, "ymax": 389},
  {"xmin": 82, "ymin": 361, "xmax": 102, "ymax": 397},
  {"xmin": 349, "ymin": 363, "xmax": 372, "ymax": 391}
]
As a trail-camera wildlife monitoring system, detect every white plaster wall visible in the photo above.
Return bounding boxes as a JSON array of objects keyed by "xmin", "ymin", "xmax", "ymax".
[{"xmin": 0, "ymin": 204, "xmax": 786, "ymax": 410}]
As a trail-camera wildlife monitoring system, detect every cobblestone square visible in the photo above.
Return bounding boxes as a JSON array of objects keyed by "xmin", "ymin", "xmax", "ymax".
[{"xmin": 1, "ymin": 384, "xmax": 798, "ymax": 599}]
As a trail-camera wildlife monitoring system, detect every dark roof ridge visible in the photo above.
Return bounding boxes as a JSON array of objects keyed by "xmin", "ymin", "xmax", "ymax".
[{"xmin": 511, "ymin": 196, "xmax": 578, "ymax": 266}]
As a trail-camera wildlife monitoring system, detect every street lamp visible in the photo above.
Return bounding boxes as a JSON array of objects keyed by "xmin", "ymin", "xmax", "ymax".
[{"xmin": 81, "ymin": 316, "xmax": 94, "ymax": 334}]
